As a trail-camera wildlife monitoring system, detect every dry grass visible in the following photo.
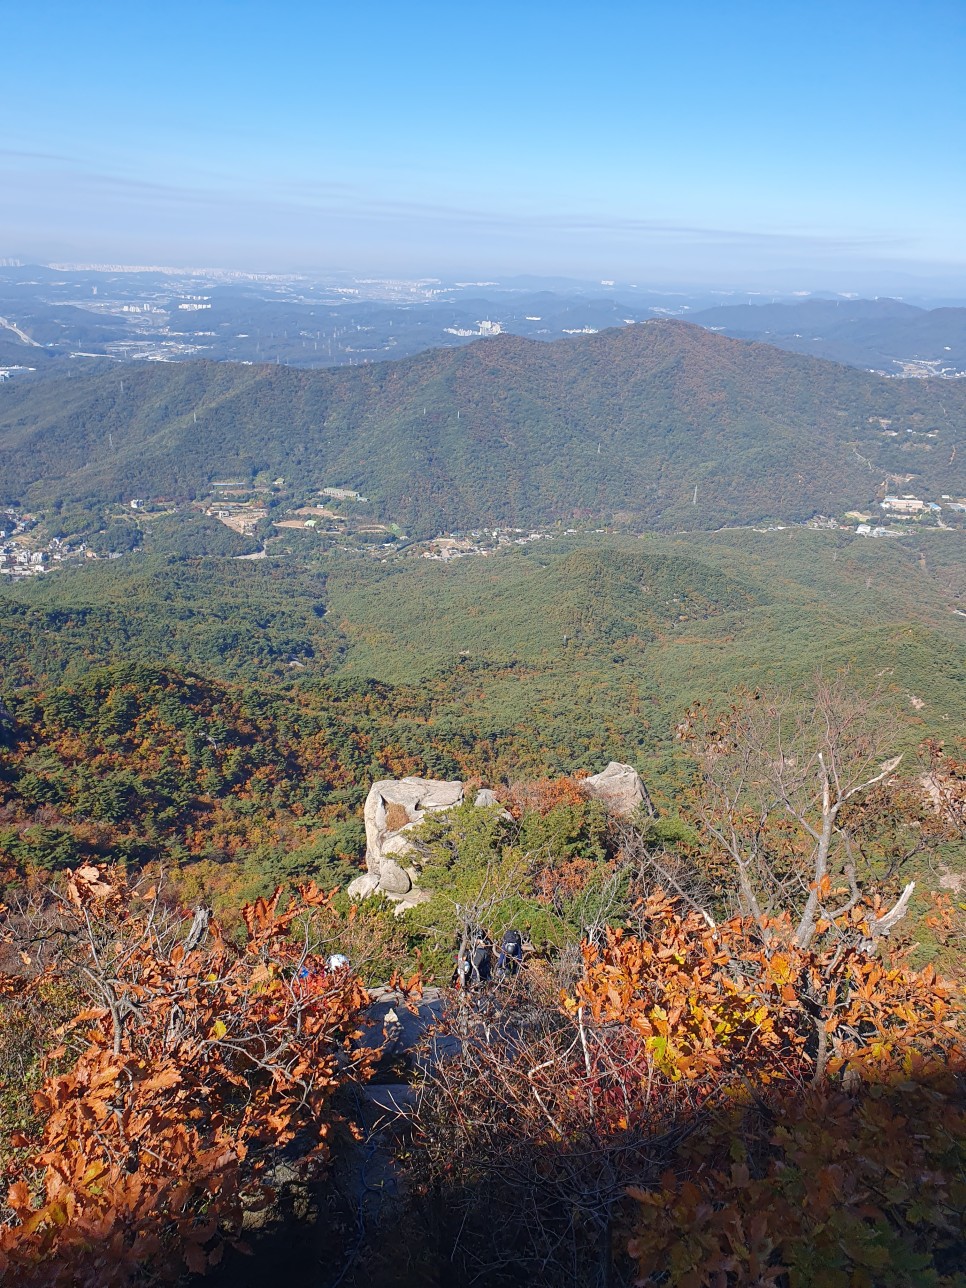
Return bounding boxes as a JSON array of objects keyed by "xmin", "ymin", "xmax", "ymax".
[{"xmin": 384, "ymin": 801, "xmax": 412, "ymax": 833}]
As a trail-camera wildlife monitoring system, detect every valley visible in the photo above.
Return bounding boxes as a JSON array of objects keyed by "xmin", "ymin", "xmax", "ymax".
[
  {"xmin": 6, "ymin": 8, "xmax": 966, "ymax": 1285},
  {"xmin": 3, "ymin": 270, "xmax": 966, "ymax": 1288},
  {"xmin": 4, "ymin": 317, "xmax": 965, "ymax": 909}
]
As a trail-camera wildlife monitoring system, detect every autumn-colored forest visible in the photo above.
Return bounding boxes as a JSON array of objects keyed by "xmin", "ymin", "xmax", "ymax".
[
  {"xmin": 5, "ymin": 203, "xmax": 966, "ymax": 1288},
  {"xmin": 1, "ymin": 507, "xmax": 965, "ymax": 1288},
  {"xmin": 1, "ymin": 667, "xmax": 965, "ymax": 1286}
]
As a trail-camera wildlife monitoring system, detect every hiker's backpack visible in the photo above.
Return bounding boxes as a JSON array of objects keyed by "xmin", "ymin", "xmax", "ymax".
[
  {"xmin": 470, "ymin": 943, "xmax": 491, "ymax": 983},
  {"xmin": 502, "ymin": 929, "xmax": 523, "ymax": 955}
]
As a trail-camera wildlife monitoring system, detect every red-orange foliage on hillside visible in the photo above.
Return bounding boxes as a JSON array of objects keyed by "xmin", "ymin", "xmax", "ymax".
[
  {"xmin": 504, "ymin": 772, "xmax": 591, "ymax": 818},
  {"xmin": 0, "ymin": 867, "xmax": 373, "ymax": 1287},
  {"xmin": 417, "ymin": 891, "xmax": 966, "ymax": 1286}
]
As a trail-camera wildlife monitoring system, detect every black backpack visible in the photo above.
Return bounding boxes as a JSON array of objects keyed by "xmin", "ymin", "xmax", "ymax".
[
  {"xmin": 470, "ymin": 944, "xmax": 491, "ymax": 982},
  {"xmin": 502, "ymin": 929, "xmax": 522, "ymax": 957}
]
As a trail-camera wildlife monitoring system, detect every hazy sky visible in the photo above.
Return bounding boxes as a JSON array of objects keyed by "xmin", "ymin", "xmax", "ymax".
[{"xmin": 4, "ymin": 0, "xmax": 965, "ymax": 288}]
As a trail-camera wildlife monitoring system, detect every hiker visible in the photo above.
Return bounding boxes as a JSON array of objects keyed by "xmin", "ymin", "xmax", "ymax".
[
  {"xmin": 497, "ymin": 927, "xmax": 524, "ymax": 977},
  {"xmin": 454, "ymin": 949, "xmax": 473, "ymax": 990},
  {"xmin": 468, "ymin": 929, "xmax": 492, "ymax": 988}
]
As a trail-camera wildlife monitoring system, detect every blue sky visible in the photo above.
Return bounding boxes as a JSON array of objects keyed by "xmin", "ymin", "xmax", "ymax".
[{"xmin": 3, "ymin": 0, "xmax": 965, "ymax": 287}]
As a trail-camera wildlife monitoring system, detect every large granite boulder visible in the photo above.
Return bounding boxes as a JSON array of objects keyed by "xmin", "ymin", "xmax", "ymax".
[
  {"xmin": 353, "ymin": 776, "xmax": 465, "ymax": 903},
  {"xmin": 581, "ymin": 761, "xmax": 654, "ymax": 817},
  {"xmin": 374, "ymin": 858, "xmax": 413, "ymax": 897}
]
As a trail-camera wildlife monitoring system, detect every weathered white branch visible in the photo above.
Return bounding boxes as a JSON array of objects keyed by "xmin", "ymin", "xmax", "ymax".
[
  {"xmin": 871, "ymin": 881, "xmax": 915, "ymax": 938},
  {"xmin": 184, "ymin": 906, "xmax": 211, "ymax": 952},
  {"xmin": 841, "ymin": 755, "xmax": 903, "ymax": 803}
]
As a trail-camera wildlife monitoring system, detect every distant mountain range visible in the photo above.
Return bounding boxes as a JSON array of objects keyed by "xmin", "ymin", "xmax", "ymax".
[
  {"xmin": 2, "ymin": 260, "xmax": 966, "ymax": 378},
  {"xmin": 689, "ymin": 297, "xmax": 966, "ymax": 375},
  {"xmin": 0, "ymin": 263, "xmax": 671, "ymax": 370},
  {"xmin": 2, "ymin": 320, "xmax": 964, "ymax": 534}
]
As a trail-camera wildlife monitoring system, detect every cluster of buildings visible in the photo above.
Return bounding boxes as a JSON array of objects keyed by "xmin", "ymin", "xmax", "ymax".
[
  {"xmin": 0, "ymin": 511, "xmax": 42, "ymax": 576},
  {"xmin": 443, "ymin": 319, "xmax": 503, "ymax": 338},
  {"xmin": 0, "ymin": 547, "xmax": 48, "ymax": 576},
  {"xmin": 854, "ymin": 524, "xmax": 899, "ymax": 538},
  {"xmin": 834, "ymin": 491, "xmax": 966, "ymax": 537},
  {"xmin": 419, "ymin": 528, "xmax": 556, "ymax": 561},
  {"xmin": 879, "ymin": 495, "xmax": 942, "ymax": 516},
  {"xmin": 0, "ymin": 512, "xmax": 92, "ymax": 577},
  {"xmin": 322, "ymin": 485, "xmax": 368, "ymax": 502}
]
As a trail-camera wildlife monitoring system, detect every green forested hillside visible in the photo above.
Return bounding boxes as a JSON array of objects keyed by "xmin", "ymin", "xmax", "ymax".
[
  {"xmin": 0, "ymin": 557, "xmax": 340, "ymax": 684},
  {"xmin": 321, "ymin": 530, "xmax": 966, "ymax": 734},
  {"xmin": 3, "ymin": 529, "xmax": 965, "ymax": 748},
  {"xmin": 1, "ymin": 527, "xmax": 965, "ymax": 912},
  {"xmin": 2, "ymin": 321, "xmax": 964, "ymax": 533}
]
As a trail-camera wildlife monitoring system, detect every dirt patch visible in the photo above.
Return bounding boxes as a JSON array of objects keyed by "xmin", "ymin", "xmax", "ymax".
[{"xmin": 939, "ymin": 865, "xmax": 965, "ymax": 895}]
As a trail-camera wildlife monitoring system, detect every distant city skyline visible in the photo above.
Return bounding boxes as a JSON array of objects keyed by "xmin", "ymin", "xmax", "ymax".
[{"xmin": 3, "ymin": 0, "xmax": 965, "ymax": 292}]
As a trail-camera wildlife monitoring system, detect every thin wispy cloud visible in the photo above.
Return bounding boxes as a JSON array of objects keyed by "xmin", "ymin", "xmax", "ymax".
[{"xmin": 2, "ymin": 155, "xmax": 913, "ymax": 262}]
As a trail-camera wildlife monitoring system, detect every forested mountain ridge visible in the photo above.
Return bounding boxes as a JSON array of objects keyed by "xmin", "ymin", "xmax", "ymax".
[{"xmin": 2, "ymin": 320, "xmax": 964, "ymax": 534}]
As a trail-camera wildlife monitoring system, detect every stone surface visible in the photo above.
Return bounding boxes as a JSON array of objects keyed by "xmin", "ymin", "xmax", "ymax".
[
  {"xmin": 391, "ymin": 887, "xmax": 433, "ymax": 916},
  {"xmin": 364, "ymin": 776, "xmax": 464, "ymax": 872},
  {"xmin": 474, "ymin": 787, "xmax": 500, "ymax": 807},
  {"xmin": 347, "ymin": 872, "xmax": 381, "ymax": 900},
  {"xmin": 382, "ymin": 829, "xmax": 419, "ymax": 859},
  {"xmin": 581, "ymin": 761, "xmax": 654, "ymax": 817},
  {"xmin": 354, "ymin": 775, "xmax": 465, "ymax": 905},
  {"xmin": 376, "ymin": 858, "xmax": 412, "ymax": 896}
]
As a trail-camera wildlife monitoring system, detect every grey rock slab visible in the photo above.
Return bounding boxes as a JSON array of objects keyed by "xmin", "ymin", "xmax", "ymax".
[
  {"xmin": 347, "ymin": 872, "xmax": 381, "ymax": 900},
  {"xmin": 582, "ymin": 760, "xmax": 653, "ymax": 817},
  {"xmin": 376, "ymin": 858, "xmax": 412, "ymax": 896},
  {"xmin": 391, "ymin": 888, "xmax": 433, "ymax": 916},
  {"xmin": 356, "ymin": 774, "xmax": 469, "ymax": 907},
  {"xmin": 364, "ymin": 775, "xmax": 465, "ymax": 871}
]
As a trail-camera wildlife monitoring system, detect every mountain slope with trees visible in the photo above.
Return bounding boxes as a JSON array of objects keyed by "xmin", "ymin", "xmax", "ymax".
[{"xmin": 2, "ymin": 321, "xmax": 964, "ymax": 534}]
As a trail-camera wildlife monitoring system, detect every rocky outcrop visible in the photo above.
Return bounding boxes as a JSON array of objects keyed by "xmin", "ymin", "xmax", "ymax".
[
  {"xmin": 347, "ymin": 766, "xmax": 652, "ymax": 908},
  {"xmin": 348, "ymin": 776, "xmax": 465, "ymax": 903},
  {"xmin": 581, "ymin": 761, "xmax": 654, "ymax": 817}
]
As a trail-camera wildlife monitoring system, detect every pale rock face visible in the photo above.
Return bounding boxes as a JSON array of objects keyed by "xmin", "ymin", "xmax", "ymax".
[
  {"xmin": 581, "ymin": 761, "xmax": 654, "ymax": 817},
  {"xmin": 353, "ymin": 776, "xmax": 466, "ymax": 905},
  {"xmin": 382, "ymin": 828, "xmax": 421, "ymax": 858},
  {"xmin": 472, "ymin": 785, "xmax": 514, "ymax": 821},
  {"xmin": 364, "ymin": 777, "xmax": 465, "ymax": 872},
  {"xmin": 391, "ymin": 887, "xmax": 433, "ymax": 917},
  {"xmin": 375, "ymin": 859, "xmax": 413, "ymax": 896},
  {"xmin": 347, "ymin": 872, "xmax": 382, "ymax": 900}
]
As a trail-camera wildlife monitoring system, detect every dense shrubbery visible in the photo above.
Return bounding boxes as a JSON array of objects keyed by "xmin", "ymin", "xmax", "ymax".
[
  {"xmin": 1, "ymin": 695, "xmax": 965, "ymax": 1284},
  {"xmin": 398, "ymin": 894, "xmax": 965, "ymax": 1287},
  {"xmin": 0, "ymin": 868, "xmax": 376, "ymax": 1287}
]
